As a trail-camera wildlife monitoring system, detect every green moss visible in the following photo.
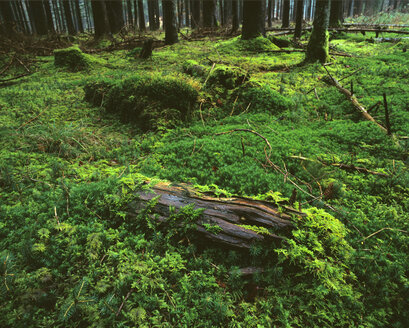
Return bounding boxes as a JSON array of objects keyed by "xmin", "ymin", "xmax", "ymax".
[
  {"xmin": 232, "ymin": 81, "xmax": 294, "ymax": 114},
  {"xmin": 182, "ymin": 59, "xmax": 207, "ymax": 77},
  {"xmin": 54, "ymin": 46, "xmax": 101, "ymax": 71},
  {"xmin": 103, "ymin": 73, "xmax": 199, "ymax": 130},
  {"xmin": 84, "ymin": 78, "xmax": 117, "ymax": 107},
  {"xmin": 216, "ymin": 36, "xmax": 280, "ymax": 54},
  {"xmin": 207, "ymin": 65, "xmax": 248, "ymax": 89}
]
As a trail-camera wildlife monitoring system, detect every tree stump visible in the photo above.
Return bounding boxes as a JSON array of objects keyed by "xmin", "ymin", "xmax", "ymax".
[{"xmin": 139, "ymin": 39, "xmax": 154, "ymax": 59}]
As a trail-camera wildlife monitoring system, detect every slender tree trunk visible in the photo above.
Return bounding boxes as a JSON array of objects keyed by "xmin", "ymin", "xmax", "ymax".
[
  {"xmin": 282, "ymin": 0, "xmax": 290, "ymax": 27},
  {"xmin": 203, "ymin": 0, "xmax": 217, "ymax": 27},
  {"xmin": 155, "ymin": 0, "xmax": 160, "ymax": 28},
  {"xmin": 28, "ymin": 0, "xmax": 48, "ymax": 35},
  {"xmin": 15, "ymin": 0, "xmax": 30, "ymax": 34},
  {"xmin": 219, "ymin": 0, "xmax": 224, "ymax": 25},
  {"xmin": 43, "ymin": 0, "xmax": 55, "ymax": 33},
  {"xmin": 232, "ymin": 0, "xmax": 239, "ymax": 31},
  {"xmin": 242, "ymin": 0, "xmax": 264, "ymax": 39},
  {"xmin": 191, "ymin": 0, "xmax": 200, "ymax": 27},
  {"xmin": 63, "ymin": 0, "xmax": 76, "ymax": 34},
  {"xmin": 91, "ymin": 0, "xmax": 110, "ymax": 38},
  {"xmin": 84, "ymin": 0, "xmax": 92, "ymax": 31},
  {"xmin": 185, "ymin": 0, "xmax": 190, "ymax": 26},
  {"xmin": 0, "ymin": 1, "xmax": 15, "ymax": 36},
  {"xmin": 294, "ymin": 0, "xmax": 304, "ymax": 38},
  {"xmin": 224, "ymin": 0, "xmax": 232, "ymax": 25},
  {"xmin": 178, "ymin": 0, "xmax": 183, "ymax": 27},
  {"xmin": 133, "ymin": 0, "xmax": 139, "ymax": 27},
  {"xmin": 163, "ymin": 0, "xmax": 178, "ymax": 44},
  {"xmin": 306, "ymin": 0, "xmax": 330, "ymax": 63},
  {"xmin": 74, "ymin": 0, "xmax": 84, "ymax": 32},
  {"xmin": 106, "ymin": 0, "xmax": 125, "ymax": 33},
  {"xmin": 147, "ymin": 0, "xmax": 156, "ymax": 29},
  {"xmin": 267, "ymin": 0, "xmax": 272, "ymax": 27},
  {"xmin": 330, "ymin": 0, "xmax": 344, "ymax": 27},
  {"xmin": 126, "ymin": 0, "xmax": 134, "ymax": 26},
  {"xmin": 138, "ymin": 0, "xmax": 146, "ymax": 30}
]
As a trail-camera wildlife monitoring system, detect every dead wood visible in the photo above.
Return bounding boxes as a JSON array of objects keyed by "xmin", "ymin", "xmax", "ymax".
[{"xmin": 129, "ymin": 182, "xmax": 302, "ymax": 249}]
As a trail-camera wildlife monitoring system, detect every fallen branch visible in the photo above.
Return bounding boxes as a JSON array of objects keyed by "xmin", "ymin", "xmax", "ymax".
[{"xmin": 361, "ymin": 227, "xmax": 409, "ymax": 243}]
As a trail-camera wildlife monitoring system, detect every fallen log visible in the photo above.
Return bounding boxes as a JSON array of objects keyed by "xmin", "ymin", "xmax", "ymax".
[
  {"xmin": 266, "ymin": 26, "xmax": 409, "ymax": 35},
  {"xmin": 129, "ymin": 182, "xmax": 302, "ymax": 249}
]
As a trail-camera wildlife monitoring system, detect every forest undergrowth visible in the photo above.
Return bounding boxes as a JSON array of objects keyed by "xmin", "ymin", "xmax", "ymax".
[{"xmin": 1, "ymin": 25, "xmax": 409, "ymax": 327}]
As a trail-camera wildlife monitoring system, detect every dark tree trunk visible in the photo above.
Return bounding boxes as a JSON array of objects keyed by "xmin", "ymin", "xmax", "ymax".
[
  {"xmin": 63, "ymin": 0, "xmax": 76, "ymax": 34},
  {"xmin": 267, "ymin": 0, "xmax": 273, "ymax": 27},
  {"xmin": 203, "ymin": 0, "xmax": 217, "ymax": 27},
  {"xmin": 133, "ymin": 0, "xmax": 139, "ymax": 27},
  {"xmin": 84, "ymin": 0, "xmax": 92, "ymax": 31},
  {"xmin": 14, "ymin": 0, "xmax": 30, "ymax": 34},
  {"xmin": 330, "ymin": 0, "xmax": 344, "ymax": 27},
  {"xmin": 219, "ymin": 0, "xmax": 224, "ymax": 26},
  {"xmin": 232, "ymin": 0, "xmax": 239, "ymax": 31},
  {"xmin": 282, "ymin": 0, "xmax": 290, "ymax": 27},
  {"xmin": 224, "ymin": 0, "xmax": 232, "ymax": 25},
  {"xmin": 178, "ymin": 0, "xmax": 183, "ymax": 27},
  {"xmin": 191, "ymin": 0, "xmax": 200, "ymax": 27},
  {"xmin": 91, "ymin": 0, "xmax": 110, "ymax": 38},
  {"xmin": 106, "ymin": 0, "xmax": 125, "ymax": 33},
  {"xmin": 147, "ymin": 0, "xmax": 157, "ymax": 30},
  {"xmin": 155, "ymin": 0, "xmax": 160, "ymax": 28},
  {"xmin": 185, "ymin": 0, "xmax": 190, "ymax": 26},
  {"xmin": 10, "ymin": 0, "xmax": 23, "ymax": 33},
  {"xmin": 163, "ymin": 0, "xmax": 178, "ymax": 44},
  {"xmin": 74, "ymin": 0, "xmax": 84, "ymax": 32},
  {"xmin": 306, "ymin": 0, "xmax": 330, "ymax": 63},
  {"xmin": 127, "ymin": 0, "xmax": 134, "ymax": 26},
  {"xmin": 138, "ymin": 0, "xmax": 146, "ymax": 30},
  {"xmin": 0, "ymin": 1, "xmax": 15, "ymax": 36},
  {"xmin": 242, "ymin": 0, "xmax": 265, "ymax": 39},
  {"xmin": 294, "ymin": 0, "xmax": 304, "ymax": 38},
  {"xmin": 43, "ymin": 0, "xmax": 55, "ymax": 33},
  {"xmin": 28, "ymin": 0, "xmax": 48, "ymax": 35}
]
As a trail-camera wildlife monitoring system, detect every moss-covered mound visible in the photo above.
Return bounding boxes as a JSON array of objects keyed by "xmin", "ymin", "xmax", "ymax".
[
  {"xmin": 54, "ymin": 46, "xmax": 99, "ymax": 71},
  {"xmin": 216, "ymin": 36, "xmax": 280, "ymax": 53},
  {"xmin": 182, "ymin": 60, "xmax": 207, "ymax": 78},
  {"xmin": 207, "ymin": 65, "xmax": 249, "ymax": 89},
  {"xmin": 85, "ymin": 74, "xmax": 199, "ymax": 130},
  {"xmin": 232, "ymin": 81, "xmax": 294, "ymax": 114}
]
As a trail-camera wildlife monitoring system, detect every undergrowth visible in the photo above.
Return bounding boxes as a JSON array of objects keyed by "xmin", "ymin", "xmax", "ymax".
[{"xmin": 1, "ymin": 28, "xmax": 409, "ymax": 327}]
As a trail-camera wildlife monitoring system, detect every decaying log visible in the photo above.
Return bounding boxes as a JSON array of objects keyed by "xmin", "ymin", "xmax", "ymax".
[{"xmin": 129, "ymin": 182, "xmax": 303, "ymax": 249}]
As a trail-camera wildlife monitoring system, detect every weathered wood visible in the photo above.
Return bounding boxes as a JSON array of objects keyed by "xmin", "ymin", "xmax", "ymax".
[{"xmin": 129, "ymin": 182, "xmax": 302, "ymax": 249}]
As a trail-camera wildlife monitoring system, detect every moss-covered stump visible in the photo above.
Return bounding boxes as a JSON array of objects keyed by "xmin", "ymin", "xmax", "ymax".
[
  {"xmin": 207, "ymin": 65, "xmax": 249, "ymax": 89},
  {"xmin": 182, "ymin": 60, "xmax": 207, "ymax": 78},
  {"xmin": 54, "ymin": 46, "xmax": 98, "ymax": 71},
  {"xmin": 85, "ymin": 74, "xmax": 199, "ymax": 130},
  {"xmin": 216, "ymin": 36, "xmax": 280, "ymax": 53},
  {"xmin": 232, "ymin": 81, "xmax": 294, "ymax": 114}
]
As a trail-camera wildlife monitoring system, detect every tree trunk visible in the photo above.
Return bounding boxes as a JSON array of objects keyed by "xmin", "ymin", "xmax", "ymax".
[
  {"xmin": 224, "ymin": 0, "xmax": 232, "ymax": 25},
  {"xmin": 43, "ymin": 0, "xmax": 56, "ymax": 33},
  {"xmin": 267, "ymin": 0, "xmax": 273, "ymax": 27},
  {"xmin": 28, "ymin": 0, "xmax": 48, "ymax": 35},
  {"xmin": 74, "ymin": 0, "xmax": 84, "ymax": 32},
  {"xmin": 91, "ymin": 0, "xmax": 110, "ymax": 38},
  {"xmin": 191, "ymin": 0, "xmax": 201, "ymax": 27},
  {"xmin": 306, "ymin": 0, "xmax": 330, "ymax": 63},
  {"xmin": 63, "ymin": 0, "xmax": 76, "ymax": 34},
  {"xmin": 232, "ymin": 0, "xmax": 239, "ymax": 31},
  {"xmin": 133, "ymin": 0, "xmax": 139, "ymax": 27},
  {"xmin": 126, "ymin": 0, "xmax": 134, "ymax": 26},
  {"xmin": 294, "ymin": 0, "xmax": 304, "ymax": 38},
  {"xmin": 330, "ymin": 0, "xmax": 344, "ymax": 27},
  {"xmin": 185, "ymin": 0, "xmax": 190, "ymax": 26},
  {"xmin": 106, "ymin": 0, "xmax": 125, "ymax": 33},
  {"xmin": 163, "ymin": 0, "xmax": 179, "ymax": 44},
  {"xmin": 0, "ymin": 1, "xmax": 15, "ymax": 36},
  {"xmin": 282, "ymin": 0, "xmax": 290, "ymax": 27},
  {"xmin": 147, "ymin": 0, "xmax": 157, "ymax": 30},
  {"xmin": 242, "ymin": 0, "xmax": 265, "ymax": 39},
  {"xmin": 203, "ymin": 0, "xmax": 217, "ymax": 27},
  {"xmin": 138, "ymin": 0, "xmax": 146, "ymax": 30},
  {"xmin": 130, "ymin": 182, "xmax": 298, "ymax": 249}
]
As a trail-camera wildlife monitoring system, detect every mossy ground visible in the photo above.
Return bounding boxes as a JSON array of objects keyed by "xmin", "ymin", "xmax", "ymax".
[{"xmin": 1, "ymin": 29, "xmax": 409, "ymax": 327}]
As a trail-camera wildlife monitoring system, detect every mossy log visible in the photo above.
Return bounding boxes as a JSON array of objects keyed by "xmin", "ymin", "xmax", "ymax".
[{"xmin": 129, "ymin": 182, "xmax": 302, "ymax": 249}]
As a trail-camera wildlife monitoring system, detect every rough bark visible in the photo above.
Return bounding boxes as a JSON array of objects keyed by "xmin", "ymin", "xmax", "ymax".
[
  {"xmin": 232, "ymin": 0, "xmax": 239, "ymax": 31},
  {"xmin": 147, "ymin": 0, "xmax": 157, "ymax": 30},
  {"xmin": 267, "ymin": 0, "xmax": 273, "ymax": 27},
  {"xmin": 163, "ymin": 0, "xmax": 179, "ymax": 45},
  {"xmin": 133, "ymin": 0, "xmax": 139, "ymax": 27},
  {"xmin": 130, "ymin": 182, "xmax": 300, "ymax": 249},
  {"xmin": 43, "ymin": 0, "xmax": 56, "ymax": 33},
  {"xmin": 306, "ymin": 0, "xmax": 331, "ymax": 63},
  {"xmin": 185, "ymin": 0, "xmax": 190, "ymax": 26},
  {"xmin": 294, "ymin": 0, "xmax": 304, "ymax": 38},
  {"xmin": 282, "ymin": 0, "xmax": 290, "ymax": 28},
  {"xmin": 242, "ymin": 0, "xmax": 265, "ymax": 39},
  {"xmin": 74, "ymin": 0, "xmax": 84, "ymax": 32}
]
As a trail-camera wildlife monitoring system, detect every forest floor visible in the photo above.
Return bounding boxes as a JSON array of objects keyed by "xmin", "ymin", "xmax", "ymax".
[{"xmin": 1, "ymin": 24, "xmax": 409, "ymax": 327}]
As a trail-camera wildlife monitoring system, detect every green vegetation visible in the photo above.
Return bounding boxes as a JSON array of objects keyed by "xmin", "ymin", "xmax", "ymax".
[
  {"xmin": 1, "ymin": 26, "xmax": 409, "ymax": 327},
  {"xmin": 54, "ymin": 46, "xmax": 102, "ymax": 71}
]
